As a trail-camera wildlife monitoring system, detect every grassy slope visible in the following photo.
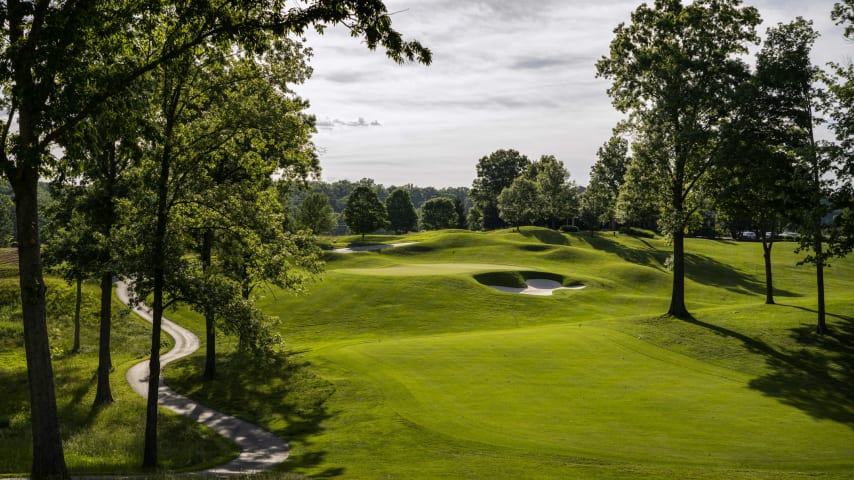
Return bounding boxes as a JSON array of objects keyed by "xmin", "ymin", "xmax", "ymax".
[
  {"xmin": 0, "ymin": 248, "xmax": 237, "ymax": 475},
  {"xmin": 163, "ymin": 229, "xmax": 854, "ymax": 479}
]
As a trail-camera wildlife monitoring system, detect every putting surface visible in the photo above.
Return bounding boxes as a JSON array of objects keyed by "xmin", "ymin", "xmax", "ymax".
[{"xmin": 324, "ymin": 323, "xmax": 854, "ymax": 470}]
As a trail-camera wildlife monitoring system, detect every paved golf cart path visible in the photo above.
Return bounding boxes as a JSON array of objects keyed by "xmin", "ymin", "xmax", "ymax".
[{"xmin": 116, "ymin": 282, "xmax": 289, "ymax": 475}]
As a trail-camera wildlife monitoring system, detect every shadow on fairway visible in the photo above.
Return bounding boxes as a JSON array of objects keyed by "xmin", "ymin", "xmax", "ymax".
[
  {"xmin": 519, "ymin": 228, "xmax": 570, "ymax": 246},
  {"xmin": 168, "ymin": 351, "xmax": 344, "ymax": 477},
  {"xmin": 750, "ymin": 306, "xmax": 854, "ymax": 429},
  {"xmin": 584, "ymin": 234, "xmax": 668, "ymax": 269},
  {"xmin": 684, "ymin": 253, "xmax": 800, "ymax": 298},
  {"xmin": 680, "ymin": 311, "xmax": 854, "ymax": 429}
]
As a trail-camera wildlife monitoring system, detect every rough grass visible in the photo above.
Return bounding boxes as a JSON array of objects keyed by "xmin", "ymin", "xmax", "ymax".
[
  {"xmin": 0, "ymin": 251, "xmax": 238, "ymax": 475},
  {"xmin": 160, "ymin": 228, "xmax": 854, "ymax": 479}
]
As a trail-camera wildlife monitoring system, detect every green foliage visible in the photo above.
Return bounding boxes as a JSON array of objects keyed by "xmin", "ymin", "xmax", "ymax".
[
  {"xmin": 0, "ymin": 278, "xmax": 236, "ymax": 473},
  {"xmin": 497, "ymin": 177, "xmax": 538, "ymax": 230},
  {"xmin": 471, "ymin": 149, "xmax": 530, "ymax": 229},
  {"xmin": 560, "ymin": 224, "xmax": 580, "ymax": 233},
  {"xmin": 420, "ymin": 197, "xmax": 458, "ymax": 231},
  {"xmin": 582, "ymin": 134, "xmax": 630, "ymax": 229},
  {"xmin": 0, "ymin": 188, "xmax": 13, "ymax": 247},
  {"xmin": 525, "ymin": 155, "xmax": 579, "ymax": 228},
  {"xmin": 297, "ymin": 192, "xmax": 335, "ymax": 235},
  {"xmin": 343, "ymin": 185, "xmax": 388, "ymax": 239},
  {"xmin": 386, "ymin": 188, "xmax": 419, "ymax": 233}
]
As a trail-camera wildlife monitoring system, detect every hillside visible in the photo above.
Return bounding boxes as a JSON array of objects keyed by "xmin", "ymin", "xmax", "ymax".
[{"xmin": 164, "ymin": 228, "xmax": 854, "ymax": 480}]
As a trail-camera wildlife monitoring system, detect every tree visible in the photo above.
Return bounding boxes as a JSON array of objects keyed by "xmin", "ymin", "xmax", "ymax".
[
  {"xmin": 497, "ymin": 178, "xmax": 539, "ymax": 231},
  {"xmin": 452, "ymin": 196, "xmax": 467, "ymax": 229},
  {"xmin": 298, "ymin": 192, "xmax": 335, "ymax": 234},
  {"xmin": 1, "ymin": 2, "xmax": 429, "ymax": 476},
  {"xmin": 582, "ymin": 135, "xmax": 630, "ymax": 230},
  {"xmin": 420, "ymin": 197, "xmax": 458, "ymax": 230},
  {"xmin": 713, "ymin": 19, "xmax": 818, "ymax": 306},
  {"xmin": 0, "ymin": 189, "xmax": 12, "ymax": 246},
  {"xmin": 596, "ymin": 0, "xmax": 760, "ymax": 317},
  {"xmin": 525, "ymin": 155, "xmax": 579, "ymax": 228},
  {"xmin": 344, "ymin": 185, "xmax": 388, "ymax": 240},
  {"xmin": 470, "ymin": 149, "xmax": 530, "ymax": 230},
  {"xmin": 386, "ymin": 188, "xmax": 418, "ymax": 233},
  {"xmin": 825, "ymin": 1, "xmax": 854, "ymax": 268}
]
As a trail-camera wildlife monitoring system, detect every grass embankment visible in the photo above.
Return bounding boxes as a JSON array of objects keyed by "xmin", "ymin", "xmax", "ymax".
[
  {"xmin": 162, "ymin": 229, "xmax": 853, "ymax": 479},
  {"xmin": 0, "ymin": 248, "xmax": 237, "ymax": 475}
]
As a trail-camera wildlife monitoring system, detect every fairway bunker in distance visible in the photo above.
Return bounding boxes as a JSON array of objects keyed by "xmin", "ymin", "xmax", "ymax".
[
  {"xmin": 332, "ymin": 242, "xmax": 418, "ymax": 253},
  {"xmin": 489, "ymin": 278, "xmax": 586, "ymax": 296}
]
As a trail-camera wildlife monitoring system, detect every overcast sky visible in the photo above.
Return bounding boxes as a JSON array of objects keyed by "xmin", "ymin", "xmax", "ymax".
[{"xmin": 293, "ymin": 0, "xmax": 852, "ymax": 188}]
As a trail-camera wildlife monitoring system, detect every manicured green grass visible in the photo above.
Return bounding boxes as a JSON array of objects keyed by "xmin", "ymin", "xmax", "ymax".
[
  {"xmin": 161, "ymin": 230, "xmax": 854, "ymax": 479},
  {"xmin": 0, "ymin": 248, "xmax": 238, "ymax": 475}
]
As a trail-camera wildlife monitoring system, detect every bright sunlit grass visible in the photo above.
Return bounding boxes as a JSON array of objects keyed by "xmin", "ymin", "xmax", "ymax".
[{"xmin": 163, "ymin": 228, "xmax": 854, "ymax": 479}]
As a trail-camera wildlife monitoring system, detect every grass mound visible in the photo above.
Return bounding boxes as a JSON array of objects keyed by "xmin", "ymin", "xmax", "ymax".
[{"xmin": 473, "ymin": 270, "xmax": 568, "ymax": 288}]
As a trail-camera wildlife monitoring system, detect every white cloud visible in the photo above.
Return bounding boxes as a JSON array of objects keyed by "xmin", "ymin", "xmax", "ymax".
[{"xmin": 294, "ymin": 0, "xmax": 850, "ymax": 188}]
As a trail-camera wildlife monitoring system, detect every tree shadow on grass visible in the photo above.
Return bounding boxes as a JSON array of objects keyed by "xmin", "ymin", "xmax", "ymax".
[
  {"xmin": 166, "ymin": 351, "xmax": 343, "ymax": 477},
  {"xmin": 518, "ymin": 228, "xmax": 570, "ymax": 246},
  {"xmin": 584, "ymin": 234, "xmax": 668, "ymax": 269},
  {"xmin": 679, "ymin": 310, "xmax": 854, "ymax": 429},
  {"xmin": 684, "ymin": 253, "xmax": 800, "ymax": 298}
]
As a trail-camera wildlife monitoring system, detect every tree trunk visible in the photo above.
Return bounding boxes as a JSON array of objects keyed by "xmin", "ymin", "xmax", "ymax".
[
  {"xmin": 143, "ymin": 122, "xmax": 176, "ymax": 471},
  {"xmin": 667, "ymin": 229, "xmax": 688, "ymax": 317},
  {"xmin": 201, "ymin": 230, "xmax": 216, "ymax": 380},
  {"xmin": 94, "ymin": 141, "xmax": 117, "ymax": 406},
  {"xmin": 93, "ymin": 272, "xmax": 114, "ymax": 406},
  {"xmin": 762, "ymin": 240, "xmax": 775, "ymax": 305},
  {"xmin": 72, "ymin": 276, "xmax": 82, "ymax": 354},
  {"xmin": 12, "ymin": 168, "xmax": 70, "ymax": 480},
  {"xmin": 814, "ymin": 232, "xmax": 828, "ymax": 334}
]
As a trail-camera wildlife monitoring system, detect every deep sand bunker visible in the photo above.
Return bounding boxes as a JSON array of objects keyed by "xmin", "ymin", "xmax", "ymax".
[{"xmin": 489, "ymin": 279, "xmax": 586, "ymax": 296}]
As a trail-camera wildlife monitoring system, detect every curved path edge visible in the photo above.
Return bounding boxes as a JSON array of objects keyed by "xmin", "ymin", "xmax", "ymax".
[{"xmin": 116, "ymin": 281, "xmax": 289, "ymax": 475}]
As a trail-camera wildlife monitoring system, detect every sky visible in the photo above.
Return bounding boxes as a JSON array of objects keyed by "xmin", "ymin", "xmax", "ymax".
[{"xmin": 292, "ymin": 0, "xmax": 852, "ymax": 188}]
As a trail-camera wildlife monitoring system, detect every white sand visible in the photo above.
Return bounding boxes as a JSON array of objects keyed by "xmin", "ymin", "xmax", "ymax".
[{"xmin": 489, "ymin": 279, "xmax": 586, "ymax": 296}]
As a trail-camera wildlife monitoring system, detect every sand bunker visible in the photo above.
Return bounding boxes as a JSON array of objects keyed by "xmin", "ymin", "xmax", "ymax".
[
  {"xmin": 332, "ymin": 242, "xmax": 418, "ymax": 253},
  {"xmin": 489, "ymin": 278, "xmax": 586, "ymax": 296}
]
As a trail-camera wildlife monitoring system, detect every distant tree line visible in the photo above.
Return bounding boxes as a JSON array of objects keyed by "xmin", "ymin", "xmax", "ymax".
[{"xmin": 291, "ymin": 179, "xmax": 471, "ymax": 235}]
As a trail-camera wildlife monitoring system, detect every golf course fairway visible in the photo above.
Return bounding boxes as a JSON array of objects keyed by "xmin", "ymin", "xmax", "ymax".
[{"xmin": 163, "ymin": 229, "xmax": 854, "ymax": 479}]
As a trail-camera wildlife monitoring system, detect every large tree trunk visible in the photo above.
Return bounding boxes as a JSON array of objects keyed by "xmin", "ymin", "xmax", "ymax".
[
  {"xmin": 12, "ymin": 168, "xmax": 70, "ymax": 480},
  {"xmin": 667, "ymin": 229, "xmax": 688, "ymax": 317},
  {"xmin": 93, "ymin": 272, "xmax": 114, "ymax": 406},
  {"xmin": 72, "ymin": 276, "xmax": 82, "ymax": 353},
  {"xmin": 762, "ymin": 240, "xmax": 775, "ymax": 305},
  {"xmin": 201, "ymin": 230, "xmax": 216, "ymax": 380}
]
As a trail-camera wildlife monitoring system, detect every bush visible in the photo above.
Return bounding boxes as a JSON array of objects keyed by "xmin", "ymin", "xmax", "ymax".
[{"xmin": 559, "ymin": 225, "xmax": 579, "ymax": 233}]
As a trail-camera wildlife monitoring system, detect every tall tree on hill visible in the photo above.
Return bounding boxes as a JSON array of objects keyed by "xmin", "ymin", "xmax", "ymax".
[
  {"xmin": 470, "ymin": 149, "xmax": 530, "ymax": 230},
  {"xmin": 386, "ymin": 188, "xmax": 419, "ymax": 233},
  {"xmin": 596, "ymin": 0, "xmax": 760, "ymax": 318},
  {"xmin": 420, "ymin": 197, "xmax": 458, "ymax": 230},
  {"xmin": 524, "ymin": 155, "xmax": 579, "ymax": 228},
  {"xmin": 713, "ymin": 19, "xmax": 818, "ymax": 306},
  {"xmin": 582, "ymin": 135, "xmax": 630, "ymax": 230},
  {"xmin": 298, "ymin": 192, "xmax": 336, "ymax": 235},
  {"xmin": 345, "ymin": 185, "xmax": 389, "ymax": 240},
  {"xmin": 1, "ymin": 2, "xmax": 429, "ymax": 476},
  {"xmin": 824, "ymin": 1, "xmax": 854, "ymax": 278},
  {"xmin": 497, "ymin": 177, "xmax": 539, "ymax": 231}
]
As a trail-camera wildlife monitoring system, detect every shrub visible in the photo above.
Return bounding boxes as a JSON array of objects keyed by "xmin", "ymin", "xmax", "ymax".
[{"xmin": 559, "ymin": 225, "xmax": 579, "ymax": 233}]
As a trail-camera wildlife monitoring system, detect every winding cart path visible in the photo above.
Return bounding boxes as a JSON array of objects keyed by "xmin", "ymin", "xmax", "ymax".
[{"xmin": 117, "ymin": 282, "xmax": 289, "ymax": 475}]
